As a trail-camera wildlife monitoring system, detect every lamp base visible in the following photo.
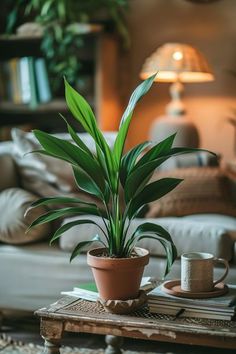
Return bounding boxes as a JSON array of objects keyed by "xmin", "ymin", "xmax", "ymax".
[{"xmin": 149, "ymin": 115, "xmax": 199, "ymax": 148}]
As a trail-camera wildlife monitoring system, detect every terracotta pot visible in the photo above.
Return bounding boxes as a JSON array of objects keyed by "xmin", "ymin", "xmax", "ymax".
[{"xmin": 87, "ymin": 247, "xmax": 149, "ymax": 301}]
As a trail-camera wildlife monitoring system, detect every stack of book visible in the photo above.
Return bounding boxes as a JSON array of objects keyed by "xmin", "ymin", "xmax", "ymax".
[
  {"xmin": 148, "ymin": 284, "xmax": 236, "ymax": 320},
  {"xmin": 0, "ymin": 57, "xmax": 52, "ymax": 107}
]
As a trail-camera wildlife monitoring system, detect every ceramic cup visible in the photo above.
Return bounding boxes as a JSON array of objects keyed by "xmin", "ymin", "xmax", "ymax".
[{"xmin": 181, "ymin": 252, "xmax": 229, "ymax": 292}]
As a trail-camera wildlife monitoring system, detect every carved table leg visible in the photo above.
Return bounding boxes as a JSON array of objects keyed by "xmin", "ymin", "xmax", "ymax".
[
  {"xmin": 40, "ymin": 318, "xmax": 64, "ymax": 354},
  {"xmin": 105, "ymin": 335, "xmax": 124, "ymax": 354},
  {"xmin": 43, "ymin": 339, "xmax": 61, "ymax": 354}
]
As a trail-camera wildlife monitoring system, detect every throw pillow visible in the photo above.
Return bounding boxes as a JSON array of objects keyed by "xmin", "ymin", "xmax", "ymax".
[
  {"xmin": 146, "ymin": 167, "xmax": 236, "ymax": 217},
  {"xmin": 0, "ymin": 153, "xmax": 19, "ymax": 191},
  {"xmin": 0, "ymin": 188, "xmax": 51, "ymax": 244}
]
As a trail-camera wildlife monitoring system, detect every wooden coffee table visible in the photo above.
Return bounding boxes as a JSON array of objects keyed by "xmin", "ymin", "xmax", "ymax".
[{"xmin": 35, "ymin": 295, "xmax": 236, "ymax": 353}]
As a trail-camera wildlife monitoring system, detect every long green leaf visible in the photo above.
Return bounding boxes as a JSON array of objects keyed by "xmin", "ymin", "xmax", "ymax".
[
  {"xmin": 33, "ymin": 130, "xmax": 106, "ymax": 193},
  {"xmin": 137, "ymin": 235, "xmax": 176, "ymax": 276},
  {"xmin": 29, "ymin": 149, "xmax": 75, "ymax": 164},
  {"xmin": 59, "ymin": 113, "xmax": 94, "ymax": 158},
  {"xmin": 73, "ymin": 166, "xmax": 104, "ymax": 199},
  {"xmin": 125, "ymin": 222, "xmax": 177, "ymax": 276},
  {"xmin": 135, "ymin": 133, "xmax": 176, "ymax": 169},
  {"xmin": 70, "ymin": 235, "xmax": 105, "ymax": 262},
  {"xmin": 124, "ymin": 156, "xmax": 172, "ymax": 202},
  {"xmin": 29, "ymin": 196, "xmax": 97, "ymax": 209},
  {"xmin": 170, "ymin": 147, "xmax": 218, "ymax": 158},
  {"xmin": 65, "ymin": 78, "xmax": 98, "ymax": 137},
  {"xmin": 27, "ymin": 206, "xmax": 105, "ymax": 230},
  {"xmin": 128, "ymin": 178, "xmax": 183, "ymax": 219},
  {"xmin": 113, "ymin": 74, "xmax": 157, "ymax": 167},
  {"xmin": 124, "ymin": 145, "xmax": 216, "ymax": 202},
  {"xmin": 133, "ymin": 222, "xmax": 175, "ymax": 243},
  {"xmin": 120, "ymin": 141, "xmax": 151, "ymax": 187},
  {"xmin": 64, "ymin": 79, "xmax": 115, "ymax": 182},
  {"xmin": 50, "ymin": 219, "xmax": 107, "ymax": 244}
]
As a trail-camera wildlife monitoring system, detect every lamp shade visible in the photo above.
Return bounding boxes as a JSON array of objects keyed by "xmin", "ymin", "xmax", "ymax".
[{"xmin": 140, "ymin": 43, "xmax": 214, "ymax": 83}]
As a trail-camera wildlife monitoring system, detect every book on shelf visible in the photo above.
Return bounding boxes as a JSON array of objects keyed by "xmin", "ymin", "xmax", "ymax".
[
  {"xmin": 8, "ymin": 58, "xmax": 22, "ymax": 104},
  {"xmin": 148, "ymin": 283, "xmax": 236, "ymax": 320},
  {"xmin": 19, "ymin": 57, "xmax": 31, "ymax": 104},
  {"xmin": 34, "ymin": 58, "xmax": 52, "ymax": 103},
  {"xmin": 0, "ymin": 57, "xmax": 52, "ymax": 107}
]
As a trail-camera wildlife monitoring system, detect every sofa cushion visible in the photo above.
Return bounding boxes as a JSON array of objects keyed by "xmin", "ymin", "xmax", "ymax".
[
  {"xmin": 183, "ymin": 214, "xmax": 236, "ymax": 241},
  {"xmin": 0, "ymin": 154, "xmax": 19, "ymax": 191},
  {"xmin": 0, "ymin": 188, "xmax": 51, "ymax": 244},
  {"xmin": 59, "ymin": 215, "xmax": 234, "ymax": 261},
  {"xmin": 146, "ymin": 167, "xmax": 236, "ymax": 218}
]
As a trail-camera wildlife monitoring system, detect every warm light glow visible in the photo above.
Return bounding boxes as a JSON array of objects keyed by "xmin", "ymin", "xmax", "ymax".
[
  {"xmin": 173, "ymin": 51, "xmax": 183, "ymax": 61},
  {"xmin": 140, "ymin": 43, "xmax": 215, "ymax": 83},
  {"xmin": 140, "ymin": 71, "xmax": 214, "ymax": 83}
]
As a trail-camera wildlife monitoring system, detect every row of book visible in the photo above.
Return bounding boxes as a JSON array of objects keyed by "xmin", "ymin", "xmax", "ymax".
[
  {"xmin": 0, "ymin": 57, "xmax": 52, "ymax": 108},
  {"xmin": 148, "ymin": 283, "xmax": 236, "ymax": 320}
]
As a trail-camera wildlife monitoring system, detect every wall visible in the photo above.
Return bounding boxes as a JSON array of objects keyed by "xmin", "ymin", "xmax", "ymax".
[{"xmin": 118, "ymin": 0, "xmax": 236, "ymax": 162}]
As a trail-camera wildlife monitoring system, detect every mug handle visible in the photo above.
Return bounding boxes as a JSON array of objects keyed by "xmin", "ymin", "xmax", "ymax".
[{"xmin": 213, "ymin": 258, "xmax": 229, "ymax": 286}]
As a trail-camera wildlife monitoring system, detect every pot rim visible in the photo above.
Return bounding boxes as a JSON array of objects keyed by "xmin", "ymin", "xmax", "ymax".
[
  {"xmin": 87, "ymin": 247, "xmax": 149, "ymax": 260},
  {"xmin": 87, "ymin": 247, "xmax": 149, "ymax": 269}
]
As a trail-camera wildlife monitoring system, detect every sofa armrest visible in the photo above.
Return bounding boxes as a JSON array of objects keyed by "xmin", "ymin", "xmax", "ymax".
[{"xmin": 0, "ymin": 153, "xmax": 19, "ymax": 191}]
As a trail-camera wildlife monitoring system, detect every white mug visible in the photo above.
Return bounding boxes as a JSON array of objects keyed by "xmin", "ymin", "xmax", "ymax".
[{"xmin": 181, "ymin": 252, "xmax": 229, "ymax": 293}]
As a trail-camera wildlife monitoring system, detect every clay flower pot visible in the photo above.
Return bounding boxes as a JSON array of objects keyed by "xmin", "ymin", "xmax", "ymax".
[{"xmin": 87, "ymin": 247, "xmax": 149, "ymax": 301}]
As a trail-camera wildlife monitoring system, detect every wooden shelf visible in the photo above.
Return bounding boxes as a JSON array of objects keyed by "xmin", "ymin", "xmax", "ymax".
[
  {"xmin": 0, "ymin": 99, "xmax": 68, "ymax": 114},
  {"xmin": 0, "ymin": 99, "xmax": 70, "ymax": 129},
  {"xmin": 0, "ymin": 34, "xmax": 42, "ymax": 42}
]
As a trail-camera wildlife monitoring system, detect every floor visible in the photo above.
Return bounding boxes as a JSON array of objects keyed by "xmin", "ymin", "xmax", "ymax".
[{"xmin": 1, "ymin": 315, "xmax": 235, "ymax": 354}]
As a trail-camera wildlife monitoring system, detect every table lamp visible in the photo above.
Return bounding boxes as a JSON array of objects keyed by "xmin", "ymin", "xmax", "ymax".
[{"xmin": 140, "ymin": 43, "xmax": 214, "ymax": 147}]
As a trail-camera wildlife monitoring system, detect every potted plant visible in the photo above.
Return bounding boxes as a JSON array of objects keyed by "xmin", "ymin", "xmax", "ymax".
[{"xmin": 28, "ymin": 74, "xmax": 212, "ymax": 301}]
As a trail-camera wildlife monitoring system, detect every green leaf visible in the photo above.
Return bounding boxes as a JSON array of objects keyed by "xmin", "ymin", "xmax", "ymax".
[
  {"xmin": 133, "ymin": 222, "xmax": 174, "ymax": 243},
  {"xmin": 124, "ymin": 156, "xmax": 172, "ymax": 203},
  {"xmin": 64, "ymin": 79, "xmax": 115, "ymax": 189},
  {"xmin": 29, "ymin": 196, "xmax": 97, "ymax": 209},
  {"xmin": 50, "ymin": 219, "xmax": 107, "ymax": 245},
  {"xmin": 125, "ymin": 222, "xmax": 177, "ymax": 276},
  {"xmin": 137, "ymin": 235, "xmax": 177, "ymax": 276},
  {"xmin": 113, "ymin": 74, "xmax": 157, "ymax": 167},
  {"xmin": 33, "ymin": 130, "xmax": 106, "ymax": 193},
  {"xmin": 124, "ymin": 142, "xmax": 216, "ymax": 203},
  {"xmin": 27, "ymin": 206, "xmax": 105, "ymax": 230},
  {"xmin": 135, "ymin": 133, "xmax": 176, "ymax": 169},
  {"xmin": 41, "ymin": 0, "xmax": 54, "ymax": 16},
  {"xmin": 29, "ymin": 149, "xmax": 71, "ymax": 164},
  {"xmin": 64, "ymin": 78, "xmax": 105, "ymax": 150},
  {"xmin": 170, "ymin": 147, "xmax": 218, "ymax": 158},
  {"xmin": 73, "ymin": 166, "xmax": 104, "ymax": 199},
  {"xmin": 128, "ymin": 178, "xmax": 183, "ymax": 219},
  {"xmin": 59, "ymin": 113, "xmax": 94, "ymax": 158},
  {"xmin": 120, "ymin": 141, "xmax": 151, "ymax": 187},
  {"xmin": 70, "ymin": 235, "xmax": 105, "ymax": 262}
]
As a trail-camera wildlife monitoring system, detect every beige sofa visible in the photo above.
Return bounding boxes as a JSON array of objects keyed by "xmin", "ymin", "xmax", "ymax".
[{"xmin": 0, "ymin": 130, "xmax": 236, "ymax": 314}]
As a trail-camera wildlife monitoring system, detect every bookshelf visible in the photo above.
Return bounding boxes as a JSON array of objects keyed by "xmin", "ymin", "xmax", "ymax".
[{"xmin": 0, "ymin": 29, "xmax": 122, "ymax": 139}]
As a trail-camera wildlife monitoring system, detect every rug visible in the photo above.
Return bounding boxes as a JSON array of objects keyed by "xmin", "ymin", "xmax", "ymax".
[{"xmin": 0, "ymin": 333, "xmax": 165, "ymax": 354}]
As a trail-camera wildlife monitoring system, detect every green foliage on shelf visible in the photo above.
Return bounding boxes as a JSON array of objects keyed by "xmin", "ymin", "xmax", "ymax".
[{"xmin": 4, "ymin": 0, "xmax": 129, "ymax": 92}]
